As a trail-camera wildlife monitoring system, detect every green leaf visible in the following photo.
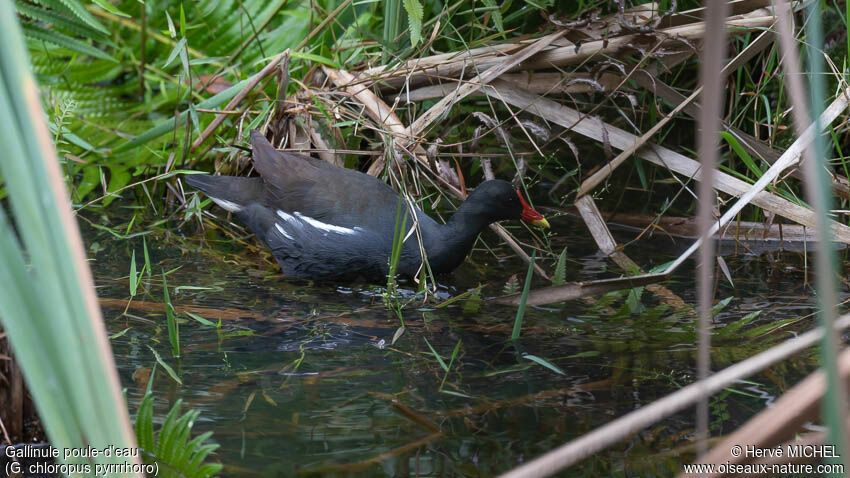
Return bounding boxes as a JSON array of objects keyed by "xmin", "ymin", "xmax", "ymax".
[
  {"xmin": 523, "ymin": 354, "xmax": 565, "ymax": 375},
  {"xmin": 147, "ymin": 346, "xmax": 181, "ymax": 385},
  {"xmin": 73, "ymin": 164, "xmax": 100, "ymax": 201},
  {"xmin": 135, "ymin": 393, "xmax": 155, "ymax": 451},
  {"xmin": 143, "ymin": 237, "xmax": 151, "ymax": 278},
  {"xmin": 15, "ymin": 1, "xmax": 109, "ymax": 42},
  {"xmin": 716, "ymin": 311, "xmax": 761, "ymax": 338},
  {"xmin": 403, "ymin": 0, "xmax": 423, "ymax": 46},
  {"xmin": 109, "ymin": 327, "xmax": 131, "ymax": 340},
  {"xmin": 113, "ymin": 77, "xmax": 254, "ymax": 153},
  {"xmin": 89, "ymin": 0, "xmax": 131, "ymax": 17},
  {"xmin": 552, "ymin": 247, "xmax": 567, "ymax": 286},
  {"xmin": 439, "ymin": 389, "xmax": 473, "ymax": 398},
  {"xmin": 103, "ymin": 167, "xmax": 131, "ymax": 207},
  {"xmin": 423, "ymin": 337, "xmax": 448, "ymax": 371},
  {"xmin": 291, "ymin": 51, "xmax": 340, "ymax": 68},
  {"xmin": 185, "ymin": 312, "xmax": 216, "ymax": 327},
  {"xmin": 712, "ymin": 296, "xmax": 734, "ymax": 317},
  {"xmin": 482, "ymin": 0, "xmax": 504, "ymax": 32},
  {"xmin": 721, "ymin": 132, "xmax": 763, "ymax": 178},
  {"xmin": 566, "ymin": 350, "xmax": 601, "ymax": 359},
  {"xmin": 163, "ymin": 37, "xmax": 187, "ymax": 68},
  {"xmin": 21, "ymin": 22, "xmax": 115, "ymax": 62},
  {"xmin": 129, "ymin": 251, "xmax": 138, "ymax": 297},
  {"xmin": 162, "ymin": 273, "xmax": 180, "ymax": 357},
  {"xmin": 36, "ymin": 0, "xmax": 109, "ymax": 34},
  {"xmin": 512, "ymin": 252, "xmax": 536, "ymax": 340}
]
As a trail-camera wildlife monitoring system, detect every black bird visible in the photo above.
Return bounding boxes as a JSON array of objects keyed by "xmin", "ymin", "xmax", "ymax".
[{"xmin": 185, "ymin": 130, "xmax": 549, "ymax": 281}]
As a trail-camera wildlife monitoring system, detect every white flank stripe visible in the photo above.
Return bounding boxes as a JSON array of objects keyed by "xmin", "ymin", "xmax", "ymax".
[
  {"xmin": 210, "ymin": 197, "xmax": 242, "ymax": 212},
  {"xmin": 274, "ymin": 223, "xmax": 293, "ymax": 240},
  {"xmin": 276, "ymin": 209, "xmax": 360, "ymax": 235},
  {"xmin": 295, "ymin": 212, "xmax": 360, "ymax": 235},
  {"xmin": 276, "ymin": 209, "xmax": 302, "ymax": 228}
]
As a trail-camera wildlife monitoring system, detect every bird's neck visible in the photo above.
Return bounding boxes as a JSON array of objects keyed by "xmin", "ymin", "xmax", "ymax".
[{"xmin": 425, "ymin": 204, "xmax": 492, "ymax": 273}]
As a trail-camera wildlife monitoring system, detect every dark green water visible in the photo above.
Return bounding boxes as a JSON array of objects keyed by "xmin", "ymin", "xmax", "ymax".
[{"xmin": 86, "ymin": 214, "xmax": 828, "ymax": 477}]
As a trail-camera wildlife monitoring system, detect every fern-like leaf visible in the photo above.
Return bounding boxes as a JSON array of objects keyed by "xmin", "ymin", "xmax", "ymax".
[
  {"xmin": 15, "ymin": 1, "xmax": 110, "ymax": 43},
  {"xmin": 403, "ymin": 0, "xmax": 423, "ymax": 46},
  {"xmin": 482, "ymin": 0, "xmax": 504, "ymax": 32},
  {"xmin": 134, "ymin": 394, "xmax": 222, "ymax": 478},
  {"xmin": 21, "ymin": 23, "xmax": 116, "ymax": 62},
  {"xmin": 135, "ymin": 394, "xmax": 155, "ymax": 452},
  {"xmin": 503, "ymin": 273, "xmax": 520, "ymax": 295},
  {"xmin": 31, "ymin": 0, "xmax": 108, "ymax": 34}
]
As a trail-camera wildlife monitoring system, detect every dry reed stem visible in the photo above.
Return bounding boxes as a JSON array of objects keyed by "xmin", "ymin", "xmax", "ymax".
[
  {"xmin": 191, "ymin": 49, "xmax": 290, "ymax": 152},
  {"xmin": 660, "ymin": 0, "xmax": 771, "ymax": 28},
  {"xmin": 363, "ymin": 15, "xmax": 773, "ymax": 90},
  {"xmin": 406, "ymin": 30, "xmax": 567, "ymax": 139},
  {"xmin": 695, "ymin": 0, "xmax": 729, "ymax": 457},
  {"xmin": 485, "ymin": 81, "xmax": 850, "ymax": 304},
  {"xmin": 498, "ymin": 314, "xmax": 850, "ymax": 478},
  {"xmin": 577, "ymin": 15, "xmax": 766, "ymax": 198},
  {"xmin": 484, "ymin": 81, "xmax": 850, "ymax": 244},
  {"xmin": 575, "ymin": 196, "xmax": 691, "ymax": 313},
  {"xmin": 602, "ymin": 212, "xmax": 821, "ymax": 243},
  {"xmin": 689, "ymin": 348, "xmax": 850, "ymax": 477},
  {"xmin": 389, "ymin": 73, "xmax": 621, "ymax": 102}
]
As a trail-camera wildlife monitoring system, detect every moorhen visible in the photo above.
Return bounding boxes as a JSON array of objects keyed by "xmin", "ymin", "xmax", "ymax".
[{"xmin": 185, "ymin": 130, "xmax": 549, "ymax": 281}]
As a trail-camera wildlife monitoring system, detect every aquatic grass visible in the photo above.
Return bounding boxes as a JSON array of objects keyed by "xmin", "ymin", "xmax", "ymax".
[
  {"xmin": 439, "ymin": 339, "xmax": 462, "ymax": 390},
  {"xmin": 147, "ymin": 345, "xmax": 182, "ymax": 385},
  {"xmin": 384, "ymin": 193, "xmax": 409, "ymax": 325},
  {"xmin": 186, "ymin": 311, "xmax": 216, "ymax": 327},
  {"xmin": 129, "ymin": 250, "xmax": 139, "ymax": 296},
  {"xmin": 386, "ymin": 194, "xmax": 408, "ymax": 295},
  {"xmin": 522, "ymin": 354, "xmax": 565, "ymax": 375},
  {"xmin": 423, "ymin": 337, "xmax": 448, "ymax": 371},
  {"xmin": 162, "ymin": 272, "xmax": 180, "ymax": 357},
  {"xmin": 511, "ymin": 251, "xmax": 535, "ymax": 340},
  {"xmin": 551, "ymin": 247, "xmax": 567, "ymax": 286}
]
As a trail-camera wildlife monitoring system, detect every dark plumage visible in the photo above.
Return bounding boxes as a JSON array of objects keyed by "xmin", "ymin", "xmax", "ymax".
[{"xmin": 185, "ymin": 130, "xmax": 549, "ymax": 281}]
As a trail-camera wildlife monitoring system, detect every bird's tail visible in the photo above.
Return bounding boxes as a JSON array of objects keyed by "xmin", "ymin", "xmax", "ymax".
[{"xmin": 183, "ymin": 174, "xmax": 263, "ymax": 213}]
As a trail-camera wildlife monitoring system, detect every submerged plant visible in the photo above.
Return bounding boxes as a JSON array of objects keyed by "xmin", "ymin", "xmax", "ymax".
[{"xmin": 135, "ymin": 392, "xmax": 222, "ymax": 477}]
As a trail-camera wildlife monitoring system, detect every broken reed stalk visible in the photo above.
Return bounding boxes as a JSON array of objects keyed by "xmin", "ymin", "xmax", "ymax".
[
  {"xmin": 577, "ymin": 14, "xmax": 766, "ymax": 198},
  {"xmin": 362, "ymin": 15, "xmax": 773, "ymax": 90},
  {"xmin": 574, "ymin": 195, "xmax": 691, "ymax": 313},
  {"xmin": 497, "ymin": 313, "xmax": 850, "ymax": 478},
  {"xmin": 689, "ymin": 347, "xmax": 850, "ymax": 478},
  {"xmin": 486, "ymin": 81, "xmax": 850, "ymax": 244},
  {"xmin": 405, "ymin": 30, "xmax": 566, "ymax": 138},
  {"xmin": 191, "ymin": 49, "xmax": 290, "ymax": 152},
  {"xmin": 486, "ymin": 81, "xmax": 850, "ymax": 306}
]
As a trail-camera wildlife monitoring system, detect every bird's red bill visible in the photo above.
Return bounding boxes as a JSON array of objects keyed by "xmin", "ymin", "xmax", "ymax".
[{"xmin": 516, "ymin": 190, "xmax": 550, "ymax": 228}]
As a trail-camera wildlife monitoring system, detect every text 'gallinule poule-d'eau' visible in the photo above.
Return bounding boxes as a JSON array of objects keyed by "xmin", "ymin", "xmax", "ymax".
[{"xmin": 185, "ymin": 130, "xmax": 549, "ymax": 281}]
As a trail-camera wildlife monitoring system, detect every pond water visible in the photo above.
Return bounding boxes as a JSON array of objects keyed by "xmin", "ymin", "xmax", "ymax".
[{"xmin": 86, "ymin": 211, "xmax": 832, "ymax": 477}]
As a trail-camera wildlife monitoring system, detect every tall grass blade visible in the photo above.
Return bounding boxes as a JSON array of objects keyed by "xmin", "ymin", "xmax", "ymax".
[
  {"xmin": 775, "ymin": 1, "xmax": 848, "ymax": 468},
  {"xmin": 511, "ymin": 251, "xmax": 536, "ymax": 340},
  {"xmin": 162, "ymin": 273, "xmax": 180, "ymax": 357},
  {"xmin": 129, "ymin": 250, "xmax": 138, "ymax": 296},
  {"xmin": 552, "ymin": 247, "xmax": 567, "ymax": 286},
  {"xmin": 0, "ymin": 1, "xmax": 138, "ymax": 469}
]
